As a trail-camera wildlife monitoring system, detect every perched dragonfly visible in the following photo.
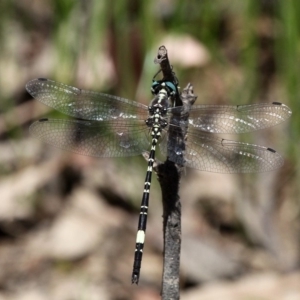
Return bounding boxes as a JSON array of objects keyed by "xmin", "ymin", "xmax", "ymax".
[{"xmin": 26, "ymin": 76, "xmax": 291, "ymax": 284}]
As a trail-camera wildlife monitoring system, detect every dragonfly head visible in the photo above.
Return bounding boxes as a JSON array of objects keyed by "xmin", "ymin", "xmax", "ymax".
[{"xmin": 151, "ymin": 80, "xmax": 178, "ymax": 96}]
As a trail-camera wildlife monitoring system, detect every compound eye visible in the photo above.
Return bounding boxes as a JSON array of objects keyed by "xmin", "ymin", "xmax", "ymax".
[{"xmin": 151, "ymin": 81, "xmax": 160, "ymax": 95}]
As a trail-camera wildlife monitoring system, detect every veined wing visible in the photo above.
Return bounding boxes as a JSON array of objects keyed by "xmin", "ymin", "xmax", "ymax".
[
  {"xmin": 30, "ymin": 118, "xmax": 151, "ymax": 157},
  {"xmin": 169, "ymin": 102, "xmax": 291, "ymax": 133},
  {"xmin": 162, "ymin": 126, "xmax": 283, "ymax": 173},
  {"xmin": 26, "ymin": 78, "xmax": 149, "ymax": 121}
]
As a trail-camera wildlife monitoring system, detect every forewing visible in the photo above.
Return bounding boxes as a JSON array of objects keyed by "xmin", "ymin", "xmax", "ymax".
[
  {"xmin": 162, "ymin": 125, "xmax": 283, "ymax": 173},
  {"xmin": 26, "ymin": 78, "xmax": 148, "ymax": 121},
  {"xmin": 169, "ymin": 103, "xmax": 291, "ymax": 134},
  {"xmin": 30, "ymin": 119, "xmax": 151, "ymax": 157}
]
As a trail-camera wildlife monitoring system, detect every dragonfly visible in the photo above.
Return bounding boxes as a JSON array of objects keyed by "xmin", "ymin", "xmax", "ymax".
[{"xmin": 26, "ymin": 76, "xmax": 291, "ymax": 284}]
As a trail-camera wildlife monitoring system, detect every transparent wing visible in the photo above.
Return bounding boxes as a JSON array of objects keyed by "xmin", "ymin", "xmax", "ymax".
[
  {"xmin": 161, "ymin": 126, "xmax": 283, "ymax": 173},
  {"xmin": 169, "ymin": 102, "xmax": 291, "ymax": 133},
  {"xmin": 26, "ymin": 78, "xmax": 149, "ymax": 121},
  {"xmin": 30, "ymin": 119, "xmax": 151, "ymax": 157}
]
